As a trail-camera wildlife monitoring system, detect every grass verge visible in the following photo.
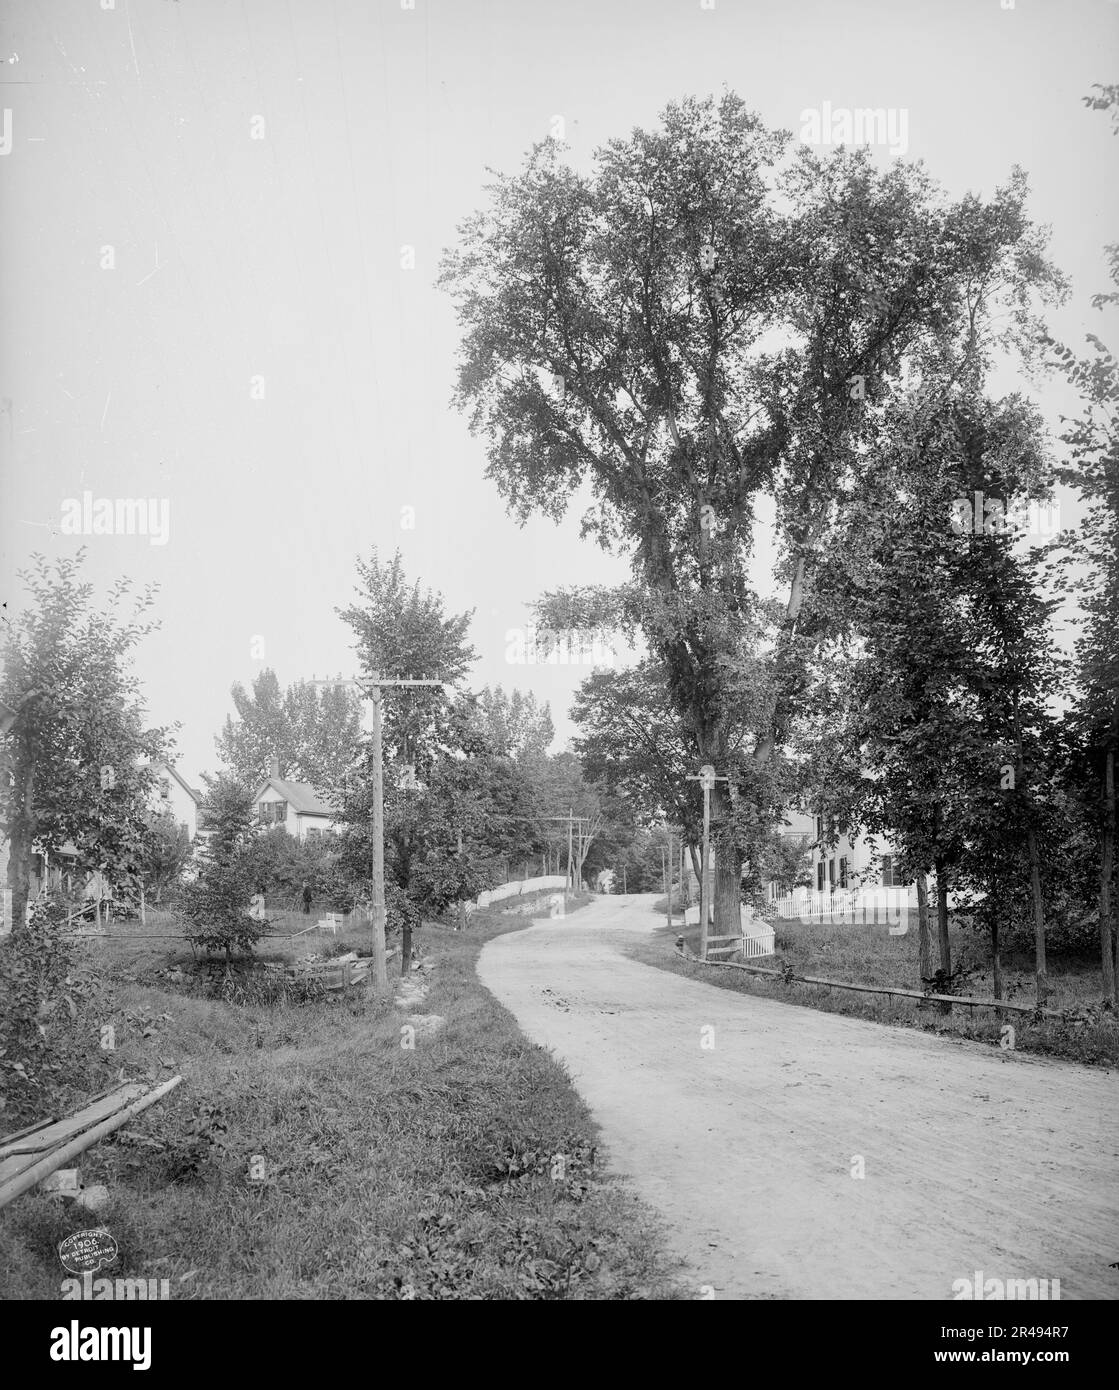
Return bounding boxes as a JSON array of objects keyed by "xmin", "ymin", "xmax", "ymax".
[
  {"xmin": 0, "ymin": 902, "xmax": 686, "ymax": 1300},
  {"xmin": 624, "ymin": 915, "xmax": 1119, "ymax": 1068}
]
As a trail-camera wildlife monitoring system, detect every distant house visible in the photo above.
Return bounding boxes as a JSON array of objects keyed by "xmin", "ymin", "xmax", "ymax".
[
  {"xmin": 251, "ymin": 758, "xmax": 336, "ymax": 842},
  {"xmin": 760, "ymin": 807, "xmax": 815, "ymax": 900},
  {"xmin": 806, "ymin": 813, "xmax": 906, "ymax": 896},
  {"xmin": 149, "ymin": 761, "xmax": 203, "ymax": 841},
  {"xmin": 758, "ymin": 805, "xmax": 911, "ymax": 906}
]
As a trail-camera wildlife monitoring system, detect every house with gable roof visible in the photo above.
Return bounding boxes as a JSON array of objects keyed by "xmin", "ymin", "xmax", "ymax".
[
  {"xmin": 250, "ymin": 758, "xmax": 337, "ymax": 842},
  {"xmin": 149, "ymin": 760, "xmax": 203, "ymax": 842}
]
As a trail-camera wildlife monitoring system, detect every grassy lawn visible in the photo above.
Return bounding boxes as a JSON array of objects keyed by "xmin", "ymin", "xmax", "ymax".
[
  {"xmin": 625, "ymin": 911, "xmax": 1119, "ymax": 1068},
  {"xmin": 0, "ymin": 901, "xmax": 687, "ymax": 1300}
]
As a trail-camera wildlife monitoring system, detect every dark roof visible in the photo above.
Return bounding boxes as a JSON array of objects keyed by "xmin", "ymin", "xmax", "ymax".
[{"xmin": 251, "ymin": 776, "xmax": 334, "ymax": 817}]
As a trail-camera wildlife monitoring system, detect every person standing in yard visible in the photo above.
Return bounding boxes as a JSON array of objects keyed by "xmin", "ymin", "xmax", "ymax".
[{"xmin": 302, "ymin": 880, "xmax": 312, "ymax": 915}]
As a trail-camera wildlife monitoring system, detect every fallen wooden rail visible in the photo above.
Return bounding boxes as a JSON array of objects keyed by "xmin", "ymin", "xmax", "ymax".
[
  {"xmin": 0, "ymin": 1076, "xmax": 183, "ymax": 1210},
  {"xmin": 674, "ymin": 947, "xmax": 1064, "ymax": 1018}
]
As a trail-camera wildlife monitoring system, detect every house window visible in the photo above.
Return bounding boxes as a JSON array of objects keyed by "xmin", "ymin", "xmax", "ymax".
[
  {"xmin": 839, "ymin": 856, "xmax": 849, "ymax": 889},
  {"xmin": 307, "ymin": 827, "xmax": 321, "ymax": 841},
  {"xmin": 828, "ymin": 858, "xmax": 836, "ymax": 888},
  {"xmin": 259, "ymin": 801, "xmax": 287, "ymax": 825},
  {"xmin": 881, "ymin": 854, "xmax": 895, "ymax": 887},
  {"xmin": 160, "ymin": 778, "xmax": 171, "ymax": 800},
  {"xmin": 817, "ymin": 860, "xmax": 825, "ymax": 892}
]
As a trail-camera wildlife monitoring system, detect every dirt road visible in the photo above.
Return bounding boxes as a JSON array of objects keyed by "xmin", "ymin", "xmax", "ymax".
[{"xmin": 477, "ymin": 894, "xmax": 1119, "ymax": 1299}]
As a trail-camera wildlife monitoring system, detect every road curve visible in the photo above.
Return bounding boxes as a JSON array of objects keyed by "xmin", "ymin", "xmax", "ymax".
[{"xmin": 476, "ymin": 894, "xmax": 1119, "ymax": 1300}]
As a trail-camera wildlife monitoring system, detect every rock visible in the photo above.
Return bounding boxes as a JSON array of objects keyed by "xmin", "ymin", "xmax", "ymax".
[
  {"xmin": 40, "ymin": 1168, "xmax": 81, "ymax": 1197},
  {"xmin": 74, "ymin": 1184, "xmax": 111, "ymax": 1213},
  {"xmin": 404, "ymin": 1014, "xmax": 446, "ymax": 1035}
]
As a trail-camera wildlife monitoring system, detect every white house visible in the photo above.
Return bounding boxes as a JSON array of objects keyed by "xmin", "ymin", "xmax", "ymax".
[
  {"xmin": 149, "ymin": 761, "xmax": 202, "ymax": 841},
  {"xmin": 806, "ymin": 813, "xmax": 907, "ymax": 895},
  {"xmin": 251, "ymin": 759, "xmax": 336, "ymax": 841}
]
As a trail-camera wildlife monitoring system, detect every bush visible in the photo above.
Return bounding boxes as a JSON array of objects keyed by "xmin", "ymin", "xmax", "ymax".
[
  {"xmin": 179, "ymin": 861, "xmax": 266, "ymax": 962},
  {"xmin": 238, "ymin": 827, "xmax": 351, "ymax": 910}
]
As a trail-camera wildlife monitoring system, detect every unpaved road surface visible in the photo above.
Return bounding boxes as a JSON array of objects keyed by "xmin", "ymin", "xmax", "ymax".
[{"xmin": 477, "ymin": 894, "xmax": 1119, "ymax": 1299}]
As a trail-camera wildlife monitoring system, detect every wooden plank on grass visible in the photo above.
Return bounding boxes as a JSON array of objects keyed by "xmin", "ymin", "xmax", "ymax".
[
  {"xmin": 0, "ymin": 1077, "xmax": 182, "ymax": 1209},
  {"xmin": 0, "ymin": 1084, "xmax": 149, "ymax": 1161}
]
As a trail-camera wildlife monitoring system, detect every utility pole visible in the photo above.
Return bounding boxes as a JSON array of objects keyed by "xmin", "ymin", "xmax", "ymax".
[
  {"xmin": 662, "ymin": 836, "xmax": 670, "ymax": 931},
  {"xmin": 312, "ymin": 672, "xmax": 444, "ymax": 986},
  {"xmin": 543, "ymin": 812, "xmax": 591, "ymax": 906},
  {"xmin": 686, "ymin": 764, "xmax": 729, "ymax": 962}
]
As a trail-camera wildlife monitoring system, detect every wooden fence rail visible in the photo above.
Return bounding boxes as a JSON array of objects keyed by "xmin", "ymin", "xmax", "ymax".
[{"xmin": 674, "ymin": 947, "xmax": 1064, "ymax": 1018}]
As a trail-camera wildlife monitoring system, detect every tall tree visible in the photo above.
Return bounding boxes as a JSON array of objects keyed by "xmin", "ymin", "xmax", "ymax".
[
  {"xmin": 1, "ymin": 552, "xmax": 168, "ymax": 931},
  {"xmin": 441, "ymin": 93, "xmax": 1065, "ymax": 936},
  {"xmin": 216, "ymin": 668, "xmax": 363, "ymax": 792},
  {"xmin": 334, "ymin": 552, "xmax": 511, "ymax": 931},
  {"xmin": 1043, "ymin": 83, "xmax": 1119, "ymax": 1002},
  {"xmin": 475, "ymin": 685, "xmax": 555, "ymax": 761},
  {"xmin": 810, "ymin": 390, "xmax": 1062, "ymax": 1002}
]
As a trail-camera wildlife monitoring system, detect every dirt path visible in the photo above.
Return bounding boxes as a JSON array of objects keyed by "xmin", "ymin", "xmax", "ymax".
[{"xmin": 477, "ymin": 894, "xmax": 1119, "ymax": 1300}]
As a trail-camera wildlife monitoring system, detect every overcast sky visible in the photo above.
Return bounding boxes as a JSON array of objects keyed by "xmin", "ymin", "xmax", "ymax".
[{"xmin": 1, "ymin": 0, "xmax": 1116, "ymax": 783}]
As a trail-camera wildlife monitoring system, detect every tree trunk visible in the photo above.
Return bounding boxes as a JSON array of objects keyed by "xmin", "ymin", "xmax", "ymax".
[
  {"xmin": 714, "ymin": 853, "xmax": 741, "ymax": 937},
  {"xmin": 916, "ymin": 871, "xmax": 931, "ymax": 990},
  {"xmin": 1100, "ymin": 745, "xmax": 1117, "ymax": 1004},
  {"xmin": 934, "ymin": 859, "xmax": 952, "ymax": 1013},
  {"xmin": 711, "ymin": 783, "xmax": 741, "ymax": 938},
  {"xmin": 991, "ymin": 917, "xmax": 1002, "ymax": 1002},
  {"xmin": 1026, "ymin": 827, "xmax": 1048, "ymax": 1007},
  {"xmin": 8, "ymin": 826, "xmax": 31, "ymax": 934},
  {"xmin": 7, "ymin": 765, "xmax": 36, "ymax": 934},
  {"xmin": 401, "ymin": 923, "xmax": 412, "ymax": 976}
]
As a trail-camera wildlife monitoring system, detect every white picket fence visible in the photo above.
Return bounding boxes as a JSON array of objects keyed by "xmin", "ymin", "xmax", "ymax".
[
  {"xmin": 769, "ymin": 886, "xmax": 914, "ymax": 923},
  {"xmin": 737, "ymin": 926, "xmax": 777, "ymax": 960},
  {"xmin": 771, "ymin": 888, "xmax": 861, "ymax": 920},
  {"xmin": 682, "ymin": 904, "xmax": 776, "ymax": 958}
]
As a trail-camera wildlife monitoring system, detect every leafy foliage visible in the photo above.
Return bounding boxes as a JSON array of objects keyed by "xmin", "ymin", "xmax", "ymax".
[
  {"xmin": 215, "ymin": 667, "xmax": 363, "ymax": 792},
  {"xmin": 0, "ymin": 894, "xmax": 114, "ymax": 1125},
  {"xmin": 475, "ymin": 686, "xmax": 554, "ymax": 761},
  {"xmin": 441, "ymin": 92, "xmax": 1066, "ymax": 932},
  {"xmin": 180, "ymin": 774, "xmax": 263, "ymax": 960},
  {"xmin": 140, "ymin": 812, "xmax": 192, "ymax": 905},
  {"xmin": 0, "ymin": 551, "xmax": 170, "ymax": 929}
]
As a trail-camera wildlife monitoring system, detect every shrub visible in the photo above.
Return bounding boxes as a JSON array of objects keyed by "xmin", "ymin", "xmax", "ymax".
[{"xmin": 179, "ymin": 861, "xmax": 266, "ymax": 962}]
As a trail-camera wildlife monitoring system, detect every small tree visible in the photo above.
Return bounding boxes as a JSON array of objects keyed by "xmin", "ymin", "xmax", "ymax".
[
  {"xmin": 181, "ymin": 774, "xmax": 263, "ymax": 962},
  {"xmin": 140, "ymin": 812, "xmax": 192, "ymax": 905}
]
